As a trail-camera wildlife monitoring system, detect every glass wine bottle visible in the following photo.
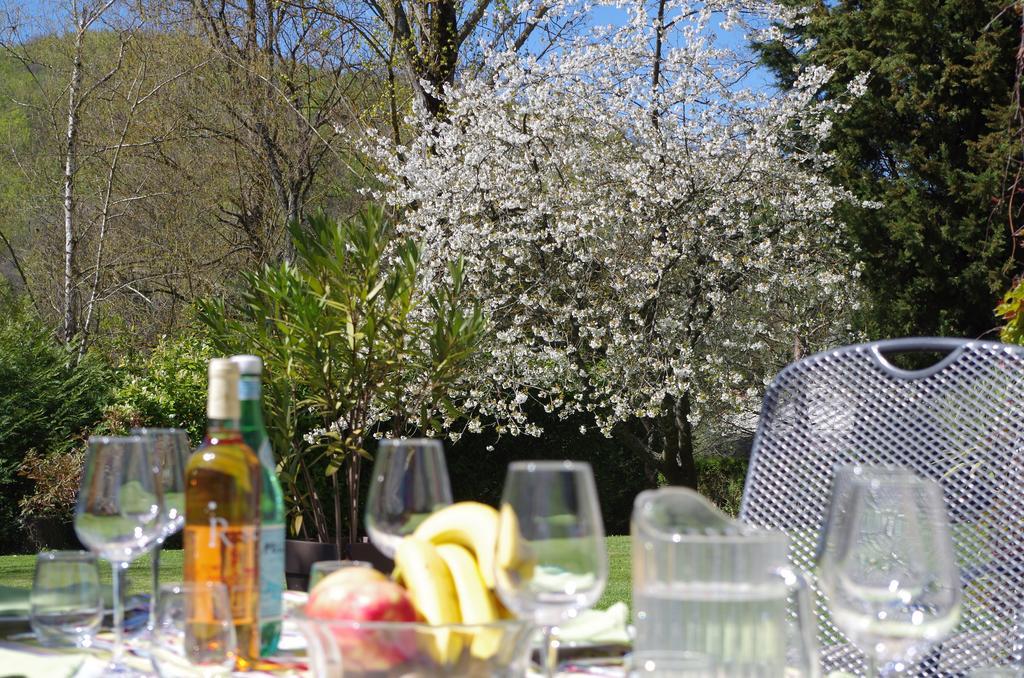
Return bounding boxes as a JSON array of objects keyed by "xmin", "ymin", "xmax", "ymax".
[
  {"xmin": 231, "ymin": 354, "xmax": 285, "ymax": 655},
  {"xmin": 184, "ymin": 359, "xmax": 262, "ymax": 666}
]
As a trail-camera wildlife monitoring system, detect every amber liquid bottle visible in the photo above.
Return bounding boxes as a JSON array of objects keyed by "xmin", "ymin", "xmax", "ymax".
[{"xmin": 184, "ymin": 358, "xmax": 262, "ymax": 665}]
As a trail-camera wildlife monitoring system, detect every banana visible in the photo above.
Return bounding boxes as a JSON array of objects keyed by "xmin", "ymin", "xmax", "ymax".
[
  {"xmin": 394, "ymin": 537, "xmax": 463, "ymax": 663},
  {"xmin": 496, "ymin": 503, "xmax": 537, "ymax": 582},
  {"xmin": 435, "ymin": 543, "xmax": 504, "ymax": 659},
  {"xmin": 413, "ymin": 501, "xmax": 500, "ymax": 589},
  {"xmin": 435, "ymin": 543, "xmax": 498, "ymax": 623}
]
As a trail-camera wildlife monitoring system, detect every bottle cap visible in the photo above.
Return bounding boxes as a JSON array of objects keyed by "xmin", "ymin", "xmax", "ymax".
[
  {"xmin": 207, "ymin": 358, "xmax": 240, "ymax": 419},
  {"xmin": 230, "ymin": 354, "xmax": 263, "ymax": 376}
]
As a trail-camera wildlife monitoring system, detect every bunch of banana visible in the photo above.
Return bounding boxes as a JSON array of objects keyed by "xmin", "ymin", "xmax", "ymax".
[{"xmin": 392, "ymin": 500, "xmax": 534, "ymax": 663}]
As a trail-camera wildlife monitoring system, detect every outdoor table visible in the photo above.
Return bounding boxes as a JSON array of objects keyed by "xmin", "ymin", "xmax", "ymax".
[
  {"xmin": 0, "ymin": 634, "xmax": 310, "ymax": 677},
  {"xmin": 0, "ymin": 596, "xmax": 636, "ymax": 677}
]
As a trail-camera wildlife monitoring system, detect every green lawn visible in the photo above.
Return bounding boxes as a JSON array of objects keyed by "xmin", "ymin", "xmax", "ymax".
[
  {"xmin": 0, "ymin": 550, "xmax": 184, "ymax": 593},
  {"xmin": 0, "ymin": 538, "xmax": 632, "ymax": 608},
  {"xmin": 597, "ymin": 535, "xmax": 630, "ymax": 610}
]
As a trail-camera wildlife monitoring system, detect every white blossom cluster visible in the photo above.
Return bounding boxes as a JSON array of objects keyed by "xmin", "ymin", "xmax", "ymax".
[{"xmin": 369, "ymin": 0, "xmax": 866, "ymax": 439}]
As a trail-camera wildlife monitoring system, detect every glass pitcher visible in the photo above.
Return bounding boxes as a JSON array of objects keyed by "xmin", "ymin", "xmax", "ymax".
[{"xmin": 631, "ymin": 487, "xmax": 819, "ymax": 678}]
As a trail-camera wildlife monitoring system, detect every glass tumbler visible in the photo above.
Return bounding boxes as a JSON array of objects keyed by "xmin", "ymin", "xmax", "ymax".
[
  {"xmin": 30, "ymin": 550, "xmax": 102, "ymax": 648},
  {"xmin": 150, "ymin": 582, "xmax": 236, "ymax": 677}
]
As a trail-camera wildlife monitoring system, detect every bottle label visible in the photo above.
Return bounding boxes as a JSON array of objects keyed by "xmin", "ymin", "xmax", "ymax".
[
  {"xmin": 184, "ymin": 524, "xmax": 259, "ymax": 624},
  {"xmin": 259, "ymin": 523, "xmax": 285, "ymax": 624},
  {"xmin": 238, "ymin": 379, "xmax": 261, "ymax": 401}
]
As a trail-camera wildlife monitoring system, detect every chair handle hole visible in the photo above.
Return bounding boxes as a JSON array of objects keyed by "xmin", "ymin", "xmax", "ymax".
[{"xmin": 877, "ymin": 349, "xmax": 954, "ymax": 373}]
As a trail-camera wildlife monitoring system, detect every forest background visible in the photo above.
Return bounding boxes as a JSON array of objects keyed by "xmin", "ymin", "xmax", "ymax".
[{"xmin": 0, "ymin": 0, "xmax": 1021, "ymax": 554}]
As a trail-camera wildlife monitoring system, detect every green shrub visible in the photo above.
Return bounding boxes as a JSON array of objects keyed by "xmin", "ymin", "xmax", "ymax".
[
  {"xmin": 445, "ymin": 407, "xmax": 649, "ymax": 535},
  {"xmin": 694, "ymin": 455, "xmax": 748, "ymax": 517},
  {"xmin": 0, "ymin": 289, "xmax": 111, "ymax": 552},
  {"xmin": 104, "ymin": 329, "xmax": 216, "ymax": 444},
  {"xmin": 445, "ymin": 407, "xmax": 749, "ymax": 533}
]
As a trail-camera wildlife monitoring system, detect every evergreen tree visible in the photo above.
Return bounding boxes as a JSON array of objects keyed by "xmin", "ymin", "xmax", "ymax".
[{"xmin": 759, "ymin": 0, "xmax": 1021, "ymax": 338}]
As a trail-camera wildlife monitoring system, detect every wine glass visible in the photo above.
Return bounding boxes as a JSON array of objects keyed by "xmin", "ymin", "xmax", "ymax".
[
  {"xmin": 149, "ymin": 582, "xmax": 236, "ymax": 677},
  {"xmin": 365, "ymin": 438, "xmax": 453, "ymax": 558},
  {"xmin": 133, "ymin": 428, "xmax": 190, "ymax": 631},
  {"xmin": 817, "ymin": 465, "xmax": 961, "ymax": 676},
  {"xmin": 75, "ymin": 436, "xmax": 164, "ymax": 676},
  {"xmin": 494, "ymin": 460, "xmax": 608, "ymax": 678}
]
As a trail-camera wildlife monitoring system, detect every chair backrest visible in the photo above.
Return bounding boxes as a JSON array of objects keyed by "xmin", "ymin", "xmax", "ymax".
[{"xmin": 740, "ymin": 338, "xmax": 1024, "ymax": 676}]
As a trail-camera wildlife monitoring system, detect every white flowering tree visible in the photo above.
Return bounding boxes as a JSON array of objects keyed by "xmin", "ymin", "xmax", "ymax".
[{"xmin": 370, "ymin": 0, "xmax": 866, "ymax": 486}]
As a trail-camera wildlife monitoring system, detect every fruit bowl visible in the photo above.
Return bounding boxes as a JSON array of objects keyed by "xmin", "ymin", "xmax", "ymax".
[{"xmin": 293, "ymin": 612, "xmax": 535, "ymax": 677}]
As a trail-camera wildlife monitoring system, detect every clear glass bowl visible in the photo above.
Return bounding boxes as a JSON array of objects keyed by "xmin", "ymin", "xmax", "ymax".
[{"xmin": 293, "ymin": 613, "xmax": 534, "ymax": 677}]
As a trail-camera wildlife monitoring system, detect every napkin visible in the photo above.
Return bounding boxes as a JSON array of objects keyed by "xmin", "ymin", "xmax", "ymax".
[{"xmin": 556, "ymin": 602, "xmax": 631, "ymax": 646}]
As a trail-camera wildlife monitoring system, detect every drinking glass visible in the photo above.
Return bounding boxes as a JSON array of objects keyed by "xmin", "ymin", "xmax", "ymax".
[
  {"xmin": 308, "ymin": 560, "xmax": 373, "ymax": 589},
  {"xmin": 132, "ymin": 427, "xmax": 190, "ymax": 630},
  {"xmin": 75, "ymin": 435, "xmax": 164, "ymax": 676},
  {"xmin": 494, "ymin": 460, "xmax": 608, "ymax": 678},
  {"xmin": 149, "ymin": 582, "xmax": 236, "ymax": 677},
  {"xmin": 30, "ymin": 550, "xmax": 102, "ymax": 648},
  {"xmin": 817, "ymin": 465, "xmax": 961, "ymax": 676},
  {"xmin": 365, "ymin": 438, "xmax": 453, "ymax": 558}
]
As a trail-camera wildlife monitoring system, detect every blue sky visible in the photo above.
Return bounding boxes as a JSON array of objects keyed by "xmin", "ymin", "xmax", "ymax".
[{"xmin": 6, "ymin": 0, "xmax": 773, "ymax": 89}]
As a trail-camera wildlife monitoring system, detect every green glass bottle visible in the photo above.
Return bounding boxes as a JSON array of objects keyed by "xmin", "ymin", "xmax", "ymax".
[{"xmin": 231, "ymin": 355, "xmax": 284, "ymax": 655}]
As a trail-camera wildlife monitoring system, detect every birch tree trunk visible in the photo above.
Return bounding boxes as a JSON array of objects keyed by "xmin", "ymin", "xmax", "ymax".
[{"xmin": 62, "ymin": 19, "xmax": 85, "ymax": 344}]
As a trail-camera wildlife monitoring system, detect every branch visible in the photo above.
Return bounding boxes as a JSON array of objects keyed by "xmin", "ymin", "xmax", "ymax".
[
  {"xmin": 511, "ymin": 3, "xmax": 552, "ymax": 53},
  {"xmin": 612, "ymin": 420, "xmax": 653, "ymax": 460},
  {"xmin": 0, "ymin": 228, "xmax": 37, "ymax": 311},
  {"xmin": 78, "ymin": 31, "xmax": 131, "ymax": 110},
  {"xmin": 79, "ymin": 0, "xmax": 118, "ymax": 33},
  {"xmin": 457, "ymin": 0, "xmax": 492, "ymax": 48}
]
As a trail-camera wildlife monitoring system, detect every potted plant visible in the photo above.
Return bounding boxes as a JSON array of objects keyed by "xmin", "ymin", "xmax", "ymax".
[{"xmin": 199, "ymin": 205, "xmax": 484, "ymax": 582}]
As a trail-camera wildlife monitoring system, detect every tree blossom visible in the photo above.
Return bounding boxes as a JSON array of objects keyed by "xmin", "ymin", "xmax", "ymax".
[{"xmin": 368, "ymin": 0, "xmax": 865, "ymax": 485}]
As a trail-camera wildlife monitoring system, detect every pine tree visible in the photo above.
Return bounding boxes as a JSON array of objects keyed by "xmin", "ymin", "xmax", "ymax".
[{"xmin": 759, "ymin": 0, "xmax": 1021, "ymax": 338}]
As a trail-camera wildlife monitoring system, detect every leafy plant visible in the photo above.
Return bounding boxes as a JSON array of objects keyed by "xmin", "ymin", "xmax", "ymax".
[
  {"xmin": 996, "ymin": 279, "xmax": 1024, "ymax": 345},
  {"xmin": 199, "ymin": 204, "xmax": 485, "ymax": 551}
]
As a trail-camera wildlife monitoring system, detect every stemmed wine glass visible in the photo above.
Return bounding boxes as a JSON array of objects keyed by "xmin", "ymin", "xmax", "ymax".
[
  {"xmin": 494, "ymin": 460, "xmax": 608, "ymax": 678},
  {"xmin": 132, "ymin": 428, "xmax": 190, "ymax": 632},
  {"xmin": 365, "ymin": 439, "xmax": 453, "ymax": 558},
  {"xmin": 75, "ymin": 436, "xmax": 164, "ymax": 676},
  {"xmin": 817, "ymin": 465, "xmax": 962, "ymax": 676}
]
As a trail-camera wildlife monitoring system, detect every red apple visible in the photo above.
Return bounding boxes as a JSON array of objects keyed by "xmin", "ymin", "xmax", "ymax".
[
  {"xmin": 307, "ymin": 566, "xmax": 388, "ymax": 611},
  {"xmin": 306, "ymin": 574, "xmax": 421, "ymax": 673}
]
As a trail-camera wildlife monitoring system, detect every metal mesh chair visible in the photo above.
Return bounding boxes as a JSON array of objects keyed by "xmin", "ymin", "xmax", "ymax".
[{"xmin": 740, "ymin": 338, "xmax": 1024, "ymax": 676}]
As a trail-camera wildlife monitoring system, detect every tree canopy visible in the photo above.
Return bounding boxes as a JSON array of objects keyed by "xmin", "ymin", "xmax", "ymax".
[
  {"xmin": 758, "ymin": 0, "xmax": 1022, "ymax": 339},
  {"xmin": 373, "ymin": 0, "xmax": 864, "ymax": 486}
]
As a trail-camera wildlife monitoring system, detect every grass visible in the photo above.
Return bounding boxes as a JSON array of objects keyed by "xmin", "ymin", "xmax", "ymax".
[
  {"xmin": 0, "ymin": 550, "xmax": 184, "ymax": 593},
  {"xmin": 597, "ymin": 535, "xmax": 630, "ymax": 610},
  {"xmin": 0, "ymin": 540, "xmax": 634, "ymax": 608}
]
